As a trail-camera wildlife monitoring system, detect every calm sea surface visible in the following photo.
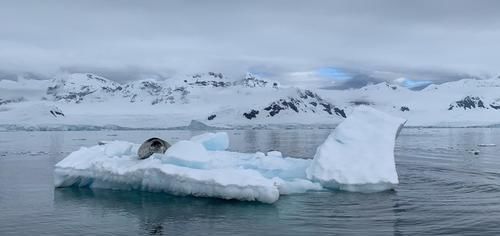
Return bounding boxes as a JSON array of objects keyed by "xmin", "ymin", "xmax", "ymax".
[{"xmin": 1, "ymin": 128, "xmax": 500, "ymax": 235}]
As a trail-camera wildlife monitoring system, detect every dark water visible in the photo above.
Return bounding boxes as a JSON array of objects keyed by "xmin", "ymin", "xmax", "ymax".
[{"xmin": 1, "ymin": 128, "xmax": 500, "ymax": 235}]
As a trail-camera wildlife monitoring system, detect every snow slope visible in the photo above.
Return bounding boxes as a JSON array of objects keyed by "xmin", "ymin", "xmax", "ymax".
[
  {"xmin": 1, "ymin": 73, "xmax": 500, "ymax": 129},
  {"xmin": 0, "ymin": 72, "xmax": 345, "ymax": 130}
]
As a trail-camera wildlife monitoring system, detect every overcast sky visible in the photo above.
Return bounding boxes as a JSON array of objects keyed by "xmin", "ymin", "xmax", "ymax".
[{"xmin": 1, "ymin": 0, "xmax": 499, "ymax": 86}]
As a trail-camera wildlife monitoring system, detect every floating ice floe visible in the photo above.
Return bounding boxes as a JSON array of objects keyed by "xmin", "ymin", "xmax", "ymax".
[
  {"xmin": 54, "ymin": 139, "xmax": 315, "ymax": 203},
  {"xmin": 477, "ymin": 144, "xmax": 496, "ymax": 147},
  {"xmin": 54, "ymin": 106, "xmax": 405, "ymax": 203}
]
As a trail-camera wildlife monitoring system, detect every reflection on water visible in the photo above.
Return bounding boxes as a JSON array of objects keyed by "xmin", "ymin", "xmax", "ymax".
[
  {"xmin": 55, "ymin": 188, "xmax": 279, "ymax": 235},
  {"xmin": 53, "ymin": 187, "xmax": 401, "ymax": 235},
  {"xmin": 1, "ymin": 128, "xmax": 500, "ymax": 235}
]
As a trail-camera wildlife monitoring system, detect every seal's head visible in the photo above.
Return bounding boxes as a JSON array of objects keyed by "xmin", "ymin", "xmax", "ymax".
[{"xmin": 138, "ymin": 137, "xmax": 171, "ymax": 160}]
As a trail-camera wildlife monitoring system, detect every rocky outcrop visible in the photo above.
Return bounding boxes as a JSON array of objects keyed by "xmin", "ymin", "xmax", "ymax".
[
  {"xmin": 49, "ymin": 106, "xmax": 65, "ymax": 118},
  {"xmin": 242, "ymin": 89, "xmax": 345, "ymax": 119},
  {"xmin": 448, "ymin": 96, "xmax": 485, "ymax": 110},
  {"xmin": 235, "ymin": 73, "xmax": 272, "ymax": 88},
  {"xmin": 243, "ymin": 110, "xmax": 259, "ymax": 119},
  {"xmin": 400, "ymin": 106, "xmax": 410, "ymax": 112},
  {"xmin": 46, "ymin": 73, "xmax": 123, "ymax": 103},
  {"xmin": 207, "ymin": 114, "xmax": 216, "ymax": 120},
  {"xmin": 189, "ymin": 80, "xmax": 232, "ymax": 87},
  {"xmin": 0, "ymin": 97, "xmax": 25, "ymax": 105}
]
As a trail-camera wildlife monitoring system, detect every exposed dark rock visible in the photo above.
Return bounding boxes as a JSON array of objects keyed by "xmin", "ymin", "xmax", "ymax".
[
  {"xmin": 384, "ymin": 82, "xmax": 398, "ymax": 90},
  {"xmin": 174, "ymin": 87, "xmax": 189, "ymax": 96},
  {"xmin": 457, "ymin": 96, "xmax": 479, "ymax": 109},
  {"xmin": 320, "ymin": 103, "xmax": 333, "ymax": 115},
  {"xmin": 102, "ymin": 86, "xmax": 122, "ymax": 93},
  {"xmin": 243, "ymin": 110, "xmax": 259, "ymax": 119},
  {"xmin": 490, "ymin": 104, "xmax": 500, "ymax": 110},
  {"xmin": 243, "ymin": 89, "xmax": 346, "ymax": 119},
  {"xmin": 449, "ymin": 96, "xmax": 486, "ymax": 110},
  {"xmin": 54, "ymin": 90, "xmax": 96, "ymax": 103},
  {"xmin": 237, "ymin": 74, "xmax": 269, "ymax": 88},
  {"xmin": 298, "ymin": 89, "xmax": 318, "ymax": 99},
  {"xmin": 350, "ymin": 100, "xmax": 373, "ymax": 106},
  {"xmin": 208, "ymin": 72, "xmax": 224, "ymax": 79},
  {"xmin": 141, "ymin": 81, "xmax": 163, "ymax": 95},
  {"xmin": 207, "ymin": 114, "xmax": 216, "ymax": 120},
  {"xmin": 47, "ymin": 74, "xmax": 122, "ymax": 103},
  {"xmin": 86, "ymin": 73, "xmax": 107, "ymax": 83},
  {"xmin": 334, "ymin": 108, "xmax": 347, "ymax": 118},
  {"xmin": 478, "ymin": 100, "xmax": 485, "ymax": 108},
  {"xmin": 49, "ymin": 107, "xmax": 65, "ymax": 117},
  {"xmin": 319, "ymin": 103, "xmax": 346, "ymax": 118},
  {"xmin": 190, "ymin": 81, "xmax": 231, "ymax": 87},
  {"xmin": 0, "ymin": 97, "xmax": 25, "ymax": 105},
  {"xmin": 264, "ymin": 98, "xmax": 301, "ymax": 116},
  {"xmin": 264, "ymin": 103, "xmax": 283, "ymax": 116},
  {"xmin": 400, "ymin": 106, "xmax": 410, "ymax": 112}
]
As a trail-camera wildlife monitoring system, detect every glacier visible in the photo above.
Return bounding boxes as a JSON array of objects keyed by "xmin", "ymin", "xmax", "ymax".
[{"xmin": 54, "ymin": 106, "xmax": 405, "ymax": 203}]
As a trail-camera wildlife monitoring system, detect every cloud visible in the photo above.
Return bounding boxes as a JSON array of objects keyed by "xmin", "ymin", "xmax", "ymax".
[
  {"xmin": 0, "ymin": 0, "xmax": 499, "ymax": 84},
  {"xmin": 393, "ymin": 78, "xmax": 432, "ymax": 90}
]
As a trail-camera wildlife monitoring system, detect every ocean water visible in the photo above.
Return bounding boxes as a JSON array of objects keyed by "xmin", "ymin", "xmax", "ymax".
[{"xmin": 1, "ymin": 128, "xmax": 500, "ymax": 235}]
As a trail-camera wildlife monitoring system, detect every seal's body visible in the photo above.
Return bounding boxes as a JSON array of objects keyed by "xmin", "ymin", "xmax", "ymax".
[{"xmin": 138, "ymin": 137, "xmax": 170, "ymax": 159}]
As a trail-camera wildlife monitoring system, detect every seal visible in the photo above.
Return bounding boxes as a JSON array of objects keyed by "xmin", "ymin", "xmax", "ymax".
[{"xmin": 137, "ymin": 137, "xmax": 171, "ymax": 160}]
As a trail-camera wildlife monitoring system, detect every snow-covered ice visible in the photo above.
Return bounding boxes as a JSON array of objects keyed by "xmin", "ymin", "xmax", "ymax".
[
  {"xmin": 477, "ymin": 144, "xmax": 496, "ymax": 147},
  {"xmin": 306, "ymin": 106, "xmax": 406, "ymax": 192},
  {"xmin": 54, "ymin": 136, "xmax": 319, "ymax": 203},
  {"xmin": 54, "ymin": 107, "xmax": 406, "ymax": 203},
  {"xmin": 190, "ymin": 132, "xmax": 229, "ymax": 151}
]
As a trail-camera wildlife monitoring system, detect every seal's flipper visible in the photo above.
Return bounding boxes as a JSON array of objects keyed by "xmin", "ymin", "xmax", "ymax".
[{"xmin": 138, "ymin": 137, "xmax": 171, "ymax": 159}]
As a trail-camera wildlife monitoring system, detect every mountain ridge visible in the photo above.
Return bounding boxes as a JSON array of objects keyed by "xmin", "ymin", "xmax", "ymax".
[{"xmin": 1, "ymin": 72, "xmax": 500, "ymax": 129}]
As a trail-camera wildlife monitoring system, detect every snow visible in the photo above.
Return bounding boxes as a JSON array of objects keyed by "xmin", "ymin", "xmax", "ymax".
[
  {"xmin": 54, "ymin": 140, "xmax": 281, "ymax": 203},
  {"xmin": 266, "ymin": 151, "xmax": 282, "ymax": 158},
  {"xmin": 306, "ymin": 106, "xmax": 406, "ymax": 192},
  {"xmin": 55, "ymin": 107, "xmax": 407, "ymax": 202},
  {"xmin": 162, "ymin": 140, "xmax": 210, "ymax": 168},
  {"xmin": 3, "ymin": 72, "xmax": 500, "ymax": 129},
  {"xmin": 190, "ymin": 132, "xmax": 229, "ymax": 151}
]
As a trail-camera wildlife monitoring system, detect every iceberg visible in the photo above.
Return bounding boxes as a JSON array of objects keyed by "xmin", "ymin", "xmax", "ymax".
[
  {"xmin": 306, "ymin": 106, "xmax": 406, "ymax": 192},
  {"xmin": 190, "ymin": 132, "xmax": 229, "ymax": 151},
  {"xmin": 54, "ymin": 106, "xmax": 405, "ymax": 203}
]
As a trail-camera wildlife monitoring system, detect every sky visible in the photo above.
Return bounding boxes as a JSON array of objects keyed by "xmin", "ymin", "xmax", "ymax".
[{"xmin": 1, "ymin": 0, "xmax": 499, "ymax": 88}]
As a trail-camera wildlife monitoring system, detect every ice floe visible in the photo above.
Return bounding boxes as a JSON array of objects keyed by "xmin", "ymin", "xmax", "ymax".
[{"xmin": 55, "ymin": 106, "xmax": 405, "ymax": 203}]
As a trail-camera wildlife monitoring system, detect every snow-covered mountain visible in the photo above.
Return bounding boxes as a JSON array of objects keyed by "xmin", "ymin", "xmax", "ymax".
[
  {"xmin": 46, "ymin": 73, "xmax": 123, "ymax": 103},
  {"xmin": 0, "ymin": 72, "xmax": 346, "ymax": 130},
  {"xmin": 1, "ymin": 72, "xmax": 500, "ymax": 130}
]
